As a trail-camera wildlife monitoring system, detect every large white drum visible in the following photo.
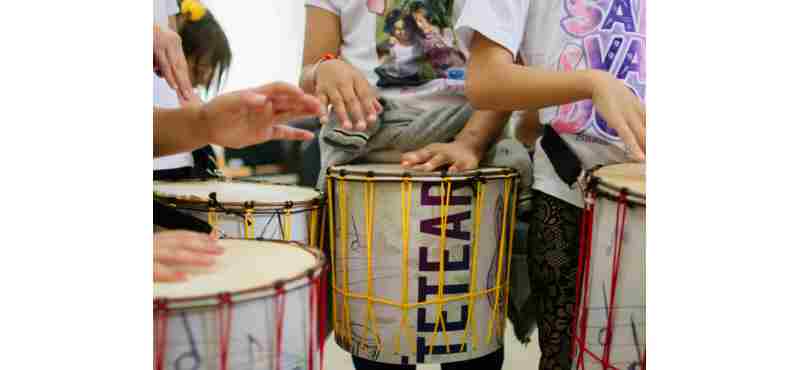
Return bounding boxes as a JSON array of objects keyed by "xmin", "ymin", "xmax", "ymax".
[
  {"xmin": 154, "ymin": 239, "xmax": 326, "ymax": 370},
  {"xmin": 572, "ymin": 163, "xmax": 646, "ymax": 370},
  {"xmin": 326, "ymin": 164, "xmax": 519, "ymax": 365},
  {"xmin": 154, "ymin": 180, "xmax": 323, "ymax": 247}
]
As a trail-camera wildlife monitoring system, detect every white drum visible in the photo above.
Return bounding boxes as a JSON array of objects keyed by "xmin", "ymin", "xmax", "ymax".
[
  {"xmin": 154, "ymin": 180, "xmax": 323, "ymax": 247},
  {"xmin": 154, "ymin": 239, "xmax": 326, "ymax": 370},
  {"xmin": 572, "ymin": 163, "xmax": 646, "ymax": 370},
  {"xmin": 326, "ymin": 164, "xmax": 519, "ymax": 365}
]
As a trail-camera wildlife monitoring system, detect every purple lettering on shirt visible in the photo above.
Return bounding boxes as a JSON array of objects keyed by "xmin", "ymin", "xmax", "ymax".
[
  {"xmin": 617, "ymin": 37, "xmax": 643, "ymax": 82},
  {"xmin": 561, "ymin": 0, "xmax": 604, "ymax": 37},
  {"xmin": 584, "ymin": 34, "xmax": 624, "ymax": 71},
  {"xmin": 602, "ymin": 0, "xmax": 637, "ymax": 33}
]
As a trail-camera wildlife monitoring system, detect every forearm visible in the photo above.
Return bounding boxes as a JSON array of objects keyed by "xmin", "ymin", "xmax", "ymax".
[
  {"xmin": 153, "ymin": 106, "xmax": 208, "ymax": 157},
  {"xmin": 465, "ymin": 33, "xmax": 598, "ymax": 111},
  {"xmin": 454, "ymin": 110, "xmax": 511, "ymax": 155},
  {"xmin": 467, "ymin": 58, "xmax": 596, "ymax": 111},
  {"xmin": 300, "ymin": 6, "xmax": 342, "ymax": 94}
]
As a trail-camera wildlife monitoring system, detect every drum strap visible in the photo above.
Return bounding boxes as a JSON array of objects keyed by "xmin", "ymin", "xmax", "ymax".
[{"xmin": 541, "ymin": 125, "xmax": 583, "ymax": 187}]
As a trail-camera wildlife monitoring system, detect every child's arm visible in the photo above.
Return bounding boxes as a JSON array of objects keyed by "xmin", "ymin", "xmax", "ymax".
[
  {"xmin": 299, "ymin": 5, "xmax": 381, "ymax": 131},
  {"xmin": 466, "ymin": 32, "xmax": 645, "ymax": 160},
  {"xmin": 154, "ymin": 82, "xmax": 320, "ymax": 157},
  {"xmin": 401, "ymin": 110, "xmax": 511, "ymax": 172}
]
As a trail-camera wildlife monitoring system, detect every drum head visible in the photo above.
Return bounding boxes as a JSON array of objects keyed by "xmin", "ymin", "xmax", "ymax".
[
  {"xmin": 154, "ymin": 180, "xmax": 320, "ymax": 206},
  {"xmin": 154, "ymin": 239, "xmax": 321, "ymax": 304},
  {"xmin": 328, "ymin": 163, "xmax": 516, "ymax": 181},
  {"xmin": 592, "ymin": 163, "xmax": 645, "ymax": 204}
]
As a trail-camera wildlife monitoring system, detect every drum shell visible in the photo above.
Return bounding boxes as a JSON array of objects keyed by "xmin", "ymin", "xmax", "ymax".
[
  {"xmin": 166, "ymin": 206, "xmax": 321, "ymax": 244},
  {"xmin": 154, "ymin": 180, "xmax": 324, "ymax": 245},
  {"xmin": 327, "ymin": 168, "xmax": 518, "ymax": 365},
  {"xmin": 154, "ymin": 240, "xmax": 326, "ymax": 370},
  {"xmin": 573, "ymin": 173, "xmax": 646, "ymax": 370}
]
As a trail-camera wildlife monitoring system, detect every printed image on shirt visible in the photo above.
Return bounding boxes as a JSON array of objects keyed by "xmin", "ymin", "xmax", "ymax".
[
  {"xmin": 369, "ymin": 0, "xmax": 466, "ymax": 88},
  {"xmin": 551, "ymin": 0, "xmax": 646, "ymax": 142}
]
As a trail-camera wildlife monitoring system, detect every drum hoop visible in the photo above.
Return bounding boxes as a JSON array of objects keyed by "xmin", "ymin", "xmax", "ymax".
[
  {"xmin": 592, "ymin": 178, "xmax": 646, "ymax": 207},
  {"xmin": 155, "ymin": 200, "xmax": 322, "ymax": 214},
  {"xmin": 153, "ymin": 179, "xmax": 323, "ymax": 210},
  {"xmin": 154, "ymin": 239, "xmax": 326, "ymax": 310},
  {"xmin": 327, "ymin": 167, "xmax": 519, "ymax": 182}
]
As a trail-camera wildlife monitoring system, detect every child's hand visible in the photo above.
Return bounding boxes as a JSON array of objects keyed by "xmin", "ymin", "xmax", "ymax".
[
  {"xmin": 400, "ymin": 141, "xmax": 483, "ymax": 173},
  {"xmin": 316, "ymin": 59, "xmax": 383, "ymax": 131},
  {"xmin": 589, "ymin": 70, "xmax": 646, "ymax": 161},
  {"xmin": 153, "ymin": 24, "xmax": 197, "ymax": 103},
  {"xmin": 201, "ymin": 82, "xmax": 321, "ymax": 148},
  {"xmin": 154, "ymin": 230, "xmax": 224, "ymax": 282}
]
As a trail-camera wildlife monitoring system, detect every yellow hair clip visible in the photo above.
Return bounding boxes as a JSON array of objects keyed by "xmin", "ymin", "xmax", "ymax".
[{"xmin": 181, "ymin": 0, "xmax": 207, "ymax": 22}]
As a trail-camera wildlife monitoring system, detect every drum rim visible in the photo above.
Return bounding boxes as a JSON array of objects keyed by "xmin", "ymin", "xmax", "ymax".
[
  {"xmin": 153, "ymin": 239, "xmax": 326, "ymax": 309},
  {"xmin": 153, "ymin": 179, "xmax": 323, "ymax": 210},
  {"xmin": 590, "ymin": 170, "xmax": 646, "ymax": 206},
  {"xmin": 327, "ymin": 165, "xmax": 519, "ymax": 182}
]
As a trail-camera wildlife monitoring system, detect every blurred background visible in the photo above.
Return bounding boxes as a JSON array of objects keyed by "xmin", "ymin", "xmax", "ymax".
[{"xmin": 200, "ymin": 0, "xmax": 312, "ymax": 185}]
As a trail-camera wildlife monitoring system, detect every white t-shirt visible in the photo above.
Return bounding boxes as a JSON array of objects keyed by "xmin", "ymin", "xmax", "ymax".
[
  {"xmin": 153, "ymin": 0, "xmax": 194, "ymax": 170},
  {"xmin": 457, "ymin": 0, "xmax": 646, "ymax": 207},
  {"xmin": 305, "ymin": 0, "xmax": 470, "ymax": 110}
]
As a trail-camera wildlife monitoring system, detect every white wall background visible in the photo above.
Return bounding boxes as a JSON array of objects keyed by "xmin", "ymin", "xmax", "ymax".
[{"xmin": 203, "ymin": 1, "xmax": 306, "ymax": 93}]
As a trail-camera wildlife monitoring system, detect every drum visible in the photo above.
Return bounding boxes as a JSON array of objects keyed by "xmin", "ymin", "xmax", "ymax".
[
  {"xmin": 326, "ymin": 164, "xmax": 519, "ymax": 365},
  {"xmin": 154, "ymin": 239, "xmax": 327, "ymax": 370},
  {"xmin": 572, "ymin": 163, "xmax": 646, "ymax": 370},
  {"xmin": 154, "ymin": 180, "xmax": 324, "ymax": 247}
]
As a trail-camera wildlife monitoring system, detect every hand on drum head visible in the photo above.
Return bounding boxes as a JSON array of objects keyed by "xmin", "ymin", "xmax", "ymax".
[
  {"xmin": 154, "ymin": 231, "xmax": 224, "ymax": 282},
  {"xmin": 401, "ymin": 141, "xmax": 482, "ymax": 173},
  {"xmin": 202, "ymin": 82, "xmax": 322, "ymax": 149},
  {"xmin": 588, "ymin": 70, "xmax": 646, "ymax": 162}
]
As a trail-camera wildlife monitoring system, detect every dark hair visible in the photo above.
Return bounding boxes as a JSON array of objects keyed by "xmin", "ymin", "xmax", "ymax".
[
  {"xmin": 409, "ymin": 1, "xmax": 429, "ymax": 17},
  {"xmin": 178, "ymin": 6, "xmax": 232, "ymax": 95},
  {"xmin": 409, "ymin": 0, "xmax": 451, "ymax": 29},
  {"xmin": 383, "ymin": 9, "xmax": 423, "ymax": 41}
]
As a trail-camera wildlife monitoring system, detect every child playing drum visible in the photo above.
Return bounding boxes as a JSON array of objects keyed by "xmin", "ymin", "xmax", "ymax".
[
  {"xmin": 455, "ymin": 1, "xmax": 646, "ymax": 369},
  {"xmin": 301, "ymin": 1, "xmax": 510, "ymax": 368}
]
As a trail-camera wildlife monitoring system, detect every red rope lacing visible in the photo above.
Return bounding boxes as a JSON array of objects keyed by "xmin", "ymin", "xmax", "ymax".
[
  {"xmin": 319, "ymin": 266, "xmax": 328, "ymax": 370},
  {"xmin": 308, "ymin": 274, "xmax": 318, "ymax": 370},
  {"xmin": 217, "ymin": 292, "xmax": 233, "ymax": 370},
  {"xmin": 572, "ymin": 190, "xmax": 635, "ymax": 370},
  {"xmin": 601, "ymin": 190, "xmax": 628, "ymax": 368},
  {"xmin": 274, "ymin": 285, "xmax": 287, "ymax": 370},
  {"xmin": 154, "ymin": 299, "xmax": 169, "ymax": 370},
  {"xmin": 573, "ymin": 190, "xmax": 597, "ymax": 370}
]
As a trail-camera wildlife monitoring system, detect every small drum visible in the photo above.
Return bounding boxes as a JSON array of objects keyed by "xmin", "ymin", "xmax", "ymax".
[
  {"xmin": 572, "ymin": 163, "xmax": 646, "ymax": 370},
  {"xmin": 326, "ymin": 164, "xmax": 519, "ymax": 365},
  {"xmin": 154, "ymin": 180, "xmax": 324, "ymax": 247},
  {"xmin": 154, "ymin": 239, "xmax": 327, "ymax": 370}
]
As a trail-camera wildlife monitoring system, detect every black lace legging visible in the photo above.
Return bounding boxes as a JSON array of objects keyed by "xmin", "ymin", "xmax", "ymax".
[{"xmin": 527, "ymin": 190, "xmax": 582, "ymax": 370}]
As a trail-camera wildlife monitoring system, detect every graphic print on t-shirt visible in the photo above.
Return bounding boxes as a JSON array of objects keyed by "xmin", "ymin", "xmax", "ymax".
[
  {"xmin": 369, "ymin": 0, "xmax": 466, "ymax": 88},
  {"xmin": 551, "ymin": 0, "xmax": 646, "ymax": 142}
]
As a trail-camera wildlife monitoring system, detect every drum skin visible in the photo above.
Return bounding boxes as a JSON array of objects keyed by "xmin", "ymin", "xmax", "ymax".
[{"xmin": 153, "ymin": 239, "xmax": 326, "ymax": 370}]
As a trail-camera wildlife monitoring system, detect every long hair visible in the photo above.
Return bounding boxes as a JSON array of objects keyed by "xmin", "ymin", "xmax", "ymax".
[{"xmin": 178, "ymin": 2, "xmax": 232, "ymax": 95}]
